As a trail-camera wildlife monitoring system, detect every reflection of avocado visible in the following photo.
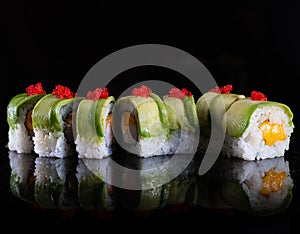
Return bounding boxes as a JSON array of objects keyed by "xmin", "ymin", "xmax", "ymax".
[
  {"xmin": 34, "ymin": 157, "xmax": 79, "ymax": 210},
  {"xmin": 117, "ymin": 154, "xmax": 200, "ymax": 212},
  {"xmin": 76, "ymin": 158, "xmax": 116, "ymax": 211},
  {"xmin": 9, "ymin": 152, "xmax": 37, "ymax": 204}
]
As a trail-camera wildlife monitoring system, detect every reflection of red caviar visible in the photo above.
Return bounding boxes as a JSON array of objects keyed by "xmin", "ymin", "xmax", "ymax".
[
  {"xmin": 52, "ymin": 85, "xmax": 75, "ymax": 99},
  {"xmin": 209, "ymin": 84, "xmax": 233, "ymax": 94},
  {"xmin": 26, "ymin": 82, "xmax": 46, "ymax": 96},
  {"xmin": 132, "ymin": 85, "xmax": 152, "ymax": 98},
  {"xmin": 168, "ymin": 87, "xmax": 192, "ymax": 99},
  {"xmin": 251, "ymin": 91, "xmax": 267, "ymax": 101},
  {"xmin": 86, "ymin": 88, "xmax": 109, "ymax": 101}
]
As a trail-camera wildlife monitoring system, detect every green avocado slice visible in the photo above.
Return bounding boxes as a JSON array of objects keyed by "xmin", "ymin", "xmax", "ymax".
[
  {"xmin": 225, "ymin": 99, "xmax": 294, "ymax": 138},
  {"xmin": 76, "ymin": 96, "xmax": 115, "ymax": 145},
  {"xmin": 163, "ymin": 95, "xmax": 198, "ymax": 132},
  {"xmin": 32, "ymin": 94, "xmax": 83, "ymax": 133},
  {"xmin": 7, "ymin": 93, "xmax": 46, "ymax": 129},
  {"xmin": 113, "ymin": 95, "xmax": 169, "ymax": 138}
]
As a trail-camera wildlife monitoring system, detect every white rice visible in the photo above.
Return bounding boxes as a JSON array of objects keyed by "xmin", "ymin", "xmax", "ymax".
[
  {"xmin": 166, "ymin": 130, "xmax": 199, "ymax": 155},
  {"xmin": 223, "ymin": 105, "xmax": 294, "ymax": 160},
  {"xmin": 128, "ymin": 134, "xmax": 169, "ymax": 157},
  {"xmin": 33, "ymin": 130, "xmax": 73, "ymax": 158},
  {"xmin": 8, "ymin": 105, "xmax": 34, "ymax": 154},
  {"xmin": 75, "ymin": 102, "xmax": 114, "ymax": 159}
]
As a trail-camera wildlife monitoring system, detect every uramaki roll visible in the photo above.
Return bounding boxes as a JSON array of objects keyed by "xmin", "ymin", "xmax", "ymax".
[
  {"xmin": 75, "ymin": 88, "xmax": 115, "ymax": 159},
  {"xmin": 7, "ymin": 82, "xmax": 46, "ymax": 153},
  {"xmin": 112, "ymin": 85, "xmax": 170, "ymax": 157},
  {"xmin": 162, "ymin": 87, "xmax": 199, "ymax": 155},
  {"xmin": 32, "ymin": 85, "xmax": 83, "ymax": 158},
  {"xmin": 196, "ymin": 85, "xmax": 294, "ymax": 160}
]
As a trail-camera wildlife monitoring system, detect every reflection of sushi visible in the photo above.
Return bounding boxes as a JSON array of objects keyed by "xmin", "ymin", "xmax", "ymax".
[
  {"xmin": 32, "ymin": 85, "xmax": 83, "ymax": 157},
  {"xmin": 75, "ymin": 88, "xmax": 115, "ymax": 159},
  {"xmin": 76, "ymin": 158, "xmax": 116, "ymax": 211},
  {"xmin": 34, "ymin": 157, "xmax": 79, "ymax": 210},
  {"xmin": 8, "ymin": 151, "xmax": 37, "ymax": 204},
  {"xmin": 196, "ymin": 85, "xmax": 294, "ymax": 160},
  {"xmin": 198, "ymin": 156, "xmax": 293, "ymax": 216},
  {"xmin": 7, "ymin": 82, "xmax": 46, "ymax": 153},
  {"xmin": 116, "ymin": 152, "xmax": 199, "ymax": 212},
  {"xmin": 112, "ymin": 85, "xmax": 170, "ymax": 157},
  {"xmin": 162, "ymin": 87, "xmax": 199, "ymax": 154}
]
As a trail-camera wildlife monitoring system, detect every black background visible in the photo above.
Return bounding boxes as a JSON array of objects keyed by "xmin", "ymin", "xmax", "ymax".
[
  {"xmin": 1, "ymin": 0, "xmax": 300, "ymax": 233},
  {"xmin": 1, "ymin": 0, "xmax": 299, "ymax": 132}
]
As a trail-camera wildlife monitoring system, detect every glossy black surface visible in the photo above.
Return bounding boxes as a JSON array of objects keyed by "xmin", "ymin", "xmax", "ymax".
[{"xmin": 1, "ymin": 139, "xmax": 300, "ymax": 233}]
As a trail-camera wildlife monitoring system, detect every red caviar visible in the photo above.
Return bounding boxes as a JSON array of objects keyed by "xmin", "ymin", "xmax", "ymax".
[
  {"xmin": 26, "ymin": 82, "xmax": 46, "ymax": 96},
  {"xmin": 251, "ymin": 91, "xmax": 267, "ymax": 101},
  {"xmin": 86, "ymin": 88, "xmax": 109, "ymax": 101},
  {"xmin": 209, "ymin": 84, "xmax": 233, "ymax": 94},
  {"xmin": 132, "ymin": 85, "xmax": 152, "ymax": 98},
  {"xmin": 168, "ymin": 87, "xmax": 192, "ymax": 99},
  {"xmin": 52, "ymin": 85, "xmax": 75, "ymax": 99}
]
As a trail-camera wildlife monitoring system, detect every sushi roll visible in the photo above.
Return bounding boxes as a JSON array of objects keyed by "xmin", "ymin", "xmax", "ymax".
[
  {"xmin": 32, "ymin": 85, "xmax": 83, "ymax": 157},
  {"xmin": 75, "ymin": 88, "xmax": 115, "ymax": 159},
  {"xmin": 7, "ymin": 82, "xmax": 46, "ymax": 153},
  {"xmin": 162, "ymin": 87, "xmax": 199, "ymax": 154},
  {"xmin": 196, "ymin": 85, "xmax": 295, "ymax": 160},
  {"xmin": 197, "ymin": 156, "xmax": 294, "ymax": 216},
  {"xmin": 76, "ymin": 157, "xmax": 116, "ymax": 211},
  {"xmin": 112, "ymin": 85, "xmax": 170, "ymax": 157}
]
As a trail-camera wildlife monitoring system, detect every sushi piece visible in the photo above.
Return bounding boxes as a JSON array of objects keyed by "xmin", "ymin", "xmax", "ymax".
[
  {"xmin": 34, "ymin": 156, "xmax": 79, "ymax": 210},
  {"xmin": 162, "ymin": 87, "xmax": 199, "ymax": 154},
  {"xmin": 32, "ymin": 85, "xmax": 83, "ymax": 157},
  {"xmin": 196, "ymin": 85, "xmax": 295, "ymax": 160},
  {"xmin": 8, "ymin": 151, "xmax": 37, "ymax": 204},
  {"xmin": 112, "ymin": 85, "xmax": 170, "ymax": 157},
  {"xmin": 75, "ymin": 88, "xmax": 115, "ymax": 159},
  {"xmin": 76, "ymin": 157, "xmax": 116, "ymax": 211},
  {"xmin": 197, "ymin": 156, "xmax": 294, "ymax": 216},
  {"xmin": 7, "ymin": 82, "xmax": 46, "ymax": 153}
]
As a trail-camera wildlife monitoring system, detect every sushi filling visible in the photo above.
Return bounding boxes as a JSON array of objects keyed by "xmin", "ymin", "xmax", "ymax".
[
  {"xmin": 63, "ymin": 112, "xmax": 75, "ymax": 147},
  {"xmin": 121, "ymin": 111, "xmax": 138, "ymax": 145},
  {"xmin": 25, "ymin": 109, "xmax": 34, "ymax": 137}
]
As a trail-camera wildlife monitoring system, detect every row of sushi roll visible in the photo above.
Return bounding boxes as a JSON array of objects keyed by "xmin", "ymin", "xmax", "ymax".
[
  {"xmin": 8, "ymin": 150, "xmax": 294, "ymax": 216},
  {"xmin": 7, "ymin": 82, "xmax": 294, "ymax": 161}
]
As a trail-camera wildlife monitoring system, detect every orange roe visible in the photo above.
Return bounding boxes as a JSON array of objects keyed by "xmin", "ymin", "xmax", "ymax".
[
  {"xmin": 132, "ymin": 85, "xmax": 152, "ymax": 98},
  {"xmin": 52, "ymin": 85, "xmax": 75, "ymax": 99},
  {"xmin": 251, "ymin": 91, "xmax": 267, "ymax": 101},
  {"xmin": 168, "ymin": 87, "xmax": 192, "ymax": 99},
  {"xmin": 209, "ymin": 84, "xmax": 232, "ymax": 94},
  {"xmin": 86, "ymin": 88, "xmax": 109, "ymax": 101},
  {"xmin": 26, "ymin": 82, "xmax": 46, "ymax": 96}
]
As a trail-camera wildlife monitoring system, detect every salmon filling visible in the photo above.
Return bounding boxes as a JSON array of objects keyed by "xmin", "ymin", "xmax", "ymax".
[{"xmin": 121, "ymin": 112, "xmax": 138, "ymax": 144}]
